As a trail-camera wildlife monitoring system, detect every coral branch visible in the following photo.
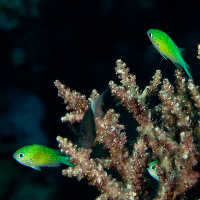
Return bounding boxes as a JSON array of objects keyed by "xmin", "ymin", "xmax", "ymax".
[
  {"xmin": 54, "ymin": 80, "xmax": 89, "ymax": 123},
  {"xmin": 55, "ymin": 59, "xmax": 200, "ymax": 200}
]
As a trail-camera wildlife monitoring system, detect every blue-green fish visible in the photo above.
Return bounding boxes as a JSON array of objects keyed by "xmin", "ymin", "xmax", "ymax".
[
  {"xmin": 13, "ymin": 144, "xmax": 74, "ymax": 171},
  {"xmin": 147, "ymin": 160, "xmax": 159, "ymax": 181},
  {"xmin": 147, "ymin": 29, "xmax": 192, "ymax": 78}
]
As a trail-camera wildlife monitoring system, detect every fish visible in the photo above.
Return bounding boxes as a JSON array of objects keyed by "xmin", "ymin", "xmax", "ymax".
[
  {"xmin": 79, "ymin": 89, "xmax": 108, "ymax": 148},
  {"xmin": 147, "ymin": 160, "xmax": 159, "ymax": 181},
  {"xmin": 147, "ymin": 29, "xmax": 192, "ymax": 78},
  {"xmin": 79, "ymin": 107, "xmax": 96, "ymax": 148},
  {"xmin": 68, "ymin": 89, "xmax": 109, "ymax": 149},
  {"xmin": 13, "ymin": 144, "xmax": 74, "ymax": 171}
]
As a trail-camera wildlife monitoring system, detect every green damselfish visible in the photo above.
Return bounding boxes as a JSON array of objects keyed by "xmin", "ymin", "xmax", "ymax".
[
  {"xmin": 13, "ymin": 144, "xmax": 74, "ymax": 171},
  {"xmin": 147, "ymin": 29, "xmax": 192, "ymax": 78},
  {"xmin": 147, "ymin": 160, "xmax": 159, "ymax": 181}
]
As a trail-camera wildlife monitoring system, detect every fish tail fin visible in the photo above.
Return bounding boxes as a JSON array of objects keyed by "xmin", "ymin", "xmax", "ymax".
[
  {"xmin": 59, "ymin": 156, "xmax": 75, "ymax": 167},
  {"xmin": 181, "ymin": 61, "xmax": 193, "ymax": 78},
  {"xmin": 175, "ymin": 61, "xmax": 192, "ymax": 78}
]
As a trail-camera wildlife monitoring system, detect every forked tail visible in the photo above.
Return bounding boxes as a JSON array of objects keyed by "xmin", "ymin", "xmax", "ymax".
[
  {"xmin": 182, "ymin": 61, "xmax": 192, "ymax": 78},
  {"xmin": 175, "ymin": 60, "xmax": 192, "ymax": 78}
]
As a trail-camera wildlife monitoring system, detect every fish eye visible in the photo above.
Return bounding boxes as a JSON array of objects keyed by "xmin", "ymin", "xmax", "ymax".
[
  {"xmin": 149, "ymin": 32, "xmax": 153, "ymax": 38},
  {"xmin": 152, "ymin": 165, "xmax": 156, "ymax": 170},
  {"xmin": 19, "ymin": 153, "xmax": 24, "ymax": 158},
  {"xmin": 80, "ymin": 132, "xmax": 85, "ymax": 140}
]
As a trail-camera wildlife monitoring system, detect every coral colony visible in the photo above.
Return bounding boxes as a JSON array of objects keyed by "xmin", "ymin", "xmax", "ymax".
[{"xmin": 55, "ymin": 59, "xmax": 200, "ymax": 199}]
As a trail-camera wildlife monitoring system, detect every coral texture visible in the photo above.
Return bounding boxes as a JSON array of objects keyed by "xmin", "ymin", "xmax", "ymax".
[{"xmin": 55, "ymin": 59, "xmax": 200, "ymax": 200}]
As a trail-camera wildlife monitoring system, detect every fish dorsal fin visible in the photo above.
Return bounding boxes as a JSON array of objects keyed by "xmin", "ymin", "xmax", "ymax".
[
  {"xmin": 54, "ymin": 150, "xmax": 65, "ymax": 156},
  {"xmin": 59, "ymin": 156, "xmax": 74, "ymax": 167},
  {"xmin": 91, "ymin": 88, "xmax": 109, "ymax": 118},
  {"xmin": 178, "ymin": 47, "xmax": 186, "ymax": 56}
]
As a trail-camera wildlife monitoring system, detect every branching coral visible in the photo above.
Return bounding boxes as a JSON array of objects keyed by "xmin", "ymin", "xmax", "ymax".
[{"xmin": 55, "ymin": 59, "xmax": 200, "ymax": 200}]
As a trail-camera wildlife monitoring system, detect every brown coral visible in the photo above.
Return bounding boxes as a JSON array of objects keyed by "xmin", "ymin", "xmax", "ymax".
[{"xmin": 55, "ymin": 59, "xmax": 200, "ymax": 200}]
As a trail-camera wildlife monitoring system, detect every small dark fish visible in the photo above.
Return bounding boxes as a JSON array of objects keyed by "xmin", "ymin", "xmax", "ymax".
[
  {"xmin": 79, "ymin": 89, "xmax": 109, "ymax": 148},
  {"xmin": 79, "ymin": 107, "xmax": 96, "ymax": 148}
]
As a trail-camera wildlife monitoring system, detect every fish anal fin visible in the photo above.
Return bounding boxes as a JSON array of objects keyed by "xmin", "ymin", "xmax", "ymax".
[
  {"xmin": 159, "ymin": 52, "xmax": 167, "ymax": 60},
  {"xmin": 173, "ymin": 61, "xmax": 192, "ymax": 78},
  {"xmin": 31, "ymin": 166, "xmax": 41, "ymax": 171}
]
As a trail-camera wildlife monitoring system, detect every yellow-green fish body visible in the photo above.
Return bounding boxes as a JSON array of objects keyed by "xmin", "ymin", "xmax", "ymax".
[
  {"xmin": 147, "ymin": 160, "xmax": 159, "ymax": 181},
  {"xmin": 147, "ymin": 29, "xmax": 192, "ymax": 78},
  {"xmin": 13, "ymin": 144, "xmax": 74, "ymax": 171}
]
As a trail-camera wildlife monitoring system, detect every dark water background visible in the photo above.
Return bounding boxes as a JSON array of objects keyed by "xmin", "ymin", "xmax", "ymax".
[{"xmin": 1, "ymin": 0, "xmax": 200, "ymax": 199}]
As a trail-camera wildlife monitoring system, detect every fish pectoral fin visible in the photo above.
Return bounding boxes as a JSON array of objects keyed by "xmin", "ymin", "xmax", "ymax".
[
  {"xmin": 149, "ymin": 44, "xmax": 167, "ymax": 59},
  {"xmin": 147, "ymin": 45, "xmax": 159, "ymax": 55},
  {"xmin": 31, "ymin": 165, "xmax": 41, "ymax": 171},
  {"xmin": 67, "ymin": 123, "xmax": 79, "ymax": 136}
]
